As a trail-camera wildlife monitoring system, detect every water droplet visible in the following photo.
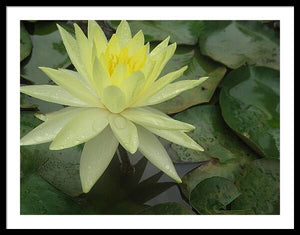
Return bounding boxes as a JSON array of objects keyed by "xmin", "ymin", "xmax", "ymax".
[{"xmin": 114, "ymin": 116, "xmax": 126, "ymax": 129}]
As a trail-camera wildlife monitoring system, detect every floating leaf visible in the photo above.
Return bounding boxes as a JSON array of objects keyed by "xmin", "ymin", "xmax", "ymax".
[
  {"xmin": 20, "ymin": 22, "xmax": 32, "ymax": 61},
  {"xmin": 20, "ymin": 112, "xmax": 49, "ymax": 178},
  {"xmin": 21, "ymin": 21, "xmax": 73, "ymax": 84},
  {"xmin": 231, "ymin": 159, "xmax": 280, "ymax": 214},
  {"xmin": 21, "ymin": 174, "xmax": 82, "ymax": 215},
  {"xmin": 219, "ymin": 65, "xmax": 280, "ymax": 158},
  {"xmin": 38, "ymin": 146, "xmax": 83, "ymax": 197},
  {"xmin": 108, "ymin": 20, "xmax": 201, "ymax": 45},
  {"xmin": 138, "ymin": 202, "xmax": 195, "ymax": 215},
  {"xmin": 180, "ymin": 159, "xmax": 248, "ymax": 200},
  {"xmin": 151, "ymin": 45, "xmax": 226, "ymax": 114},
  {"xmin": 20, "ymin": 93, "xmax": 38, "ymax": 110},
  {"xmin": 199, "ymin": 21, "xmax": 279, "ymax": 70},
  {"xmin": 189, "ymin": 176, "xmax": 241, "ymax": 214},
  {"xmin": 171, "ymin": 105, "xmax": 258, "ymax": 163}
]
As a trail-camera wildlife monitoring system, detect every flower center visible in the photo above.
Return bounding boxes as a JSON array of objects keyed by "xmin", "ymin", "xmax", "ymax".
[{"xmin": 106, "ymin": 46, "xmax": 147, "ymax": 78}]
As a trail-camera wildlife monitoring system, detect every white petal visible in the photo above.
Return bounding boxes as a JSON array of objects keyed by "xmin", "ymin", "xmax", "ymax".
[
  {"xmin": 39, "ymin": 67, "xmax": 103, "ymax": 108},
  {"xmin": 145, "ymin": 127, "xmax": 204, "ymax": 151},
  {"xmin": 102, "ymin": 85, "xmax": 127, "ymax": 113},
  {"xmin": 21, "ymin": 107, "xmax": 87, "ymax": 145},
  {"xmin": 50, "ymin": 108, "xmax": 109, "ymax": 150},
  {"xmin": 133, "ymin": 66, "xmax": 188, "ymax": 107},
  {"xmin": 34, "ymin": 106, "xmax": 81, "ymax": 122},
  {"xmin": 58, "ymin": 68, "xmax": 98, "ymax": 97},
  {"xmin": 137, "ymin": 125, "xmax": 181, "ymax": 183},
  {"xmin": 121, "ymin": 107, "xmax": 195, "ymax": 131},
  {"xmin": 139, "ymin": 77, "xmax": 209, "ymax": 106},
  {"xmin": 74, "ymin": 23, "xmax": 94, "ymax": 80},
  {"xmin": 20, "ymin": 85, "xmax": 91, "ymax": 107},
  {"xmin": 80, "ymin": 126, "xmax": 119, "ymax": 193},
  {"xmin": 109, "ymin": 113, "xmax": 138, "ymax": 154}
]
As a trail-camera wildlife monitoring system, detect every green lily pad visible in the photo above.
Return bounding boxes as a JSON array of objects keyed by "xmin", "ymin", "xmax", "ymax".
[
  {"xmin": 21, "ymin": 174, "xmax": 82, "ymax": 215},
  {"xmin": 138, "ymin": 202, "xmax": 195, "ymax": 215},
  {"xmin": 171, "ymin": 105, "xmax": 259, "ymax": 163},
  {"xmin": 20, "ymin": 22, "xmax": 32, "ymax": 61},
  {"xmin": 108, "ymin": 20, "xmax": 201, "ymax": 45},
  {"xmin": 20, "ymin": 112, "xmax": 49, "ymax": 178},
  {"xmin": 38, "ymin": 146, "xmax": 83, "ymax": 197},
  {"xmin": 219, "ymin": 65, "xmax": 280, "ymax": 158},
  {"xmin": 180, "ymin": 158, "xmax": 250, "ymax": 200},
  {"xmin": 190, "ymin": 176, "xmax": 241, "ymax": 214},
  {"xmin": 21, "ymin": 21, "xmax": 73, "ymax": 84},
  {"xmin": 153, "ymin": 46, "xmax": 226, "ymax": 114},
  {"xmin": 231, "ymin": 158, "xmax": 280, "ymax": 214},
  {"xmin": 21, "ymin": 109, "xmax": 83, "ymax": 196},
  {"xmin": 20, "ymin": 93, "xmax": 39, "ymax": 110},
  {"xmin": 198, "ymin": 20, "xmax": 279, "ymax": 70}
]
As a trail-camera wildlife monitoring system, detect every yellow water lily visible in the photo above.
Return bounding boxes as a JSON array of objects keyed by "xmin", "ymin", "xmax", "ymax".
[{"xmin": 20, "ymin": 20, "xmax": 208, "ymax": 193}]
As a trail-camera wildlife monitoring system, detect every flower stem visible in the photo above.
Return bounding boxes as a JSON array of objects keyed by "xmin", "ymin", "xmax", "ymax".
[{"xmin": 118, "ymin": 145, "xmax": 135, "ymax": 175}]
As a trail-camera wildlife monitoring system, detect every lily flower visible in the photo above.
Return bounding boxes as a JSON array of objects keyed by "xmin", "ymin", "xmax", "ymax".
[{"xmin": 20, "ymin": 20, "xmax": 208, "ymax": 193}]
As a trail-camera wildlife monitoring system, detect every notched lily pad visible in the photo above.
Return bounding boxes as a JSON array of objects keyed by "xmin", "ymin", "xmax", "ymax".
[
  {"xmin": 199, "ymin": 20, "xmax": 279, "ymax": 70},
  {"xmin": 180, "ymin": 158, "xmax": 250, "ymax": 200},
  {"xmin": 189, "ymin": 176, "xmax": 241, "ymax": 214},
  {"xmin": 219, "ymin": 65, "xmax": 280, "ymax": 158},
  {"xmin": 171, "ymin": 105, "xmax": 259, "ymax": 163}
]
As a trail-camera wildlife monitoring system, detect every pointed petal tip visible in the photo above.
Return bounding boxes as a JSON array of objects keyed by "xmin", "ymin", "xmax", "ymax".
[{"xmin": 177, "ymin": 178, "xmax": 182, "ymax": 184}]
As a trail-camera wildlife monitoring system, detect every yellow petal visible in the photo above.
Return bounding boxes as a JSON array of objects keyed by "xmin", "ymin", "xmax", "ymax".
[
  {"xmin": 92, "ymin": 57, "xmax": 111, "ymax": 98},
  {"xmin": 102, "ymin": 85, "xmax": 127, "ymax": 113},
  {"xmin": 134, "ymin": 66, "xmax": 188, "ymax": 107},
  {"xmin": 121, "ymin": 107, "xmax": 195, "ymax": 131},
  {"xmin": 57, "ymin": 24, "xmax": 89, "ymax": 81},
  {"xmin": 153, "ymin": 43, "xmax": 177, "ymax": 82},
  {"xmin": 139, "ymin": 77, "xmax": 209, "ymax": 106},
  {"xmin": 106, "ymin": 34, "xmax": 121, "ymax": 57},
  {"xmin": 150, "ymin": 36, "xmax": 170, "ymax": 57},
  {"xmin": 121, "ymin": 71, "xmax": 145, "ymax": 105},
  {"xmin": 39, "ymin": 67, "xmax": 103, "ymax": 108},
  {"xmin": 90, "ymin": 21, "xmax": 108, "ymax": 56},
  {"xmin": 80, "ymin": 126, "xmax": 119, "ymax": 193},
  {"xmin": 21, "ymin": 107, "xmax": 87, "ymax": 146},
  {"xmin": 137, "ymin": 125, "xmax": 182, "ymax": 183},
  {"xmin": 20, "ymin": 85, "xmax": 90, "ymax": 107},
  {"xmin": 127, "ymin": 30, "xmax": 145, "ymax": 56},
  {"xmin": 109, "ymin": 113, "xmax": 138, "ymax": 154},
  {"xmin": 111, "ymin": 62, "xmax": 127, "ymax": 85},
  {"xmin": 74, "ymin": 23, "xmax": 93, "ymax": 80},
  {"xmin": 50, "ymin": 108, "xmax": 109, "ymax": 150},
  {"xmin": 116, "ymin": 20, "xmax": 132, "ymax": 49}
]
